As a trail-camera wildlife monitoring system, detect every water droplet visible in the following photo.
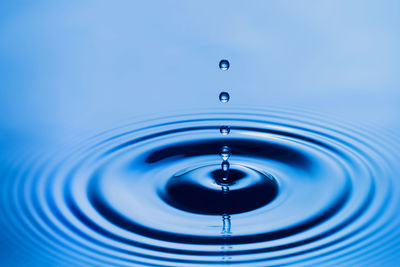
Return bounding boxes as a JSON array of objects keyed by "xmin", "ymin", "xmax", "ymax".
[
  {"xmin": 221, "ymin": 185, "xmax": 229, "ymax": 193},
  {"xmin": 220, "ymin": 126, "xmax": 230, "ymax": 135},
  {"xmin": 222, "ymin": 214, "xmax": 231, "ymax": 234},
  {"xmin": 219, "ymin": 59, "xmax": 230, "ymax": 71},
  {"xmin": 221, "ymin": 161, "xmax": 230, "ymax": 172},
  {"xmin": 221, "ymin": 162, "xmax": 230, "ymax": 182},
  {"xmin": 219, "ymin": 92, "xmax": 230, "ymax": 103},
  {"xmin": 220, "ymin": 146, "xmax": 231, "ymax": 161}
]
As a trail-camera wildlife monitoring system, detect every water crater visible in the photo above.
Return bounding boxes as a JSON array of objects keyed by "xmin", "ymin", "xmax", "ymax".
[{"xmin": 162, "ymin": 164, "xmax": 279, "ymax": 215}]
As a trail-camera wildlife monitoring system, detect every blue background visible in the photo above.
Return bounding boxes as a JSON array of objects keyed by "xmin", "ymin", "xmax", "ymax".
[{"xmin": 1, "ymin": 1, "xmax": 400, "ymax": 144}]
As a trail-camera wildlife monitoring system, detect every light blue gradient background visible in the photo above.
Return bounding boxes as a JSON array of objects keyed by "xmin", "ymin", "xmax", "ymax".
[
  {"xmin": 1, "ymin": 1, "xmax": 400, "ymax": 142},
  {"xmin": 1, "ymin": 1, "xmax": 400, "ymax": 265}
]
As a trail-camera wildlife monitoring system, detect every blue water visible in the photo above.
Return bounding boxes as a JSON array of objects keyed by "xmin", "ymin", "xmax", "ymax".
[
  {"xmin": 2, "ymin": 1, "xmax": 400, "ymax": 266},
  {"xmin": 1, "ymin": 108, "xmax": 400, "ymax": 266}
]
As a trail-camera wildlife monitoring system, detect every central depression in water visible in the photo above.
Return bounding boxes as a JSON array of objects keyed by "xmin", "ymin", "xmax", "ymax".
[{"xmin": 2, "ymin": 109, "xmax": 400, "ymax": 266}]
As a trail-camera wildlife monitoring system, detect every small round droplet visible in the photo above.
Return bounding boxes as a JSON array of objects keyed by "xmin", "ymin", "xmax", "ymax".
[
  {"xmin": 219, "ymin": 92, "xmax": 230, "ymax": 103},
  {"xmin": 220, "ymin": 126, "xmax": 230, "ymax": 135},
  {"xmin": 221, "ymin": 161, "xmax": 230, "ymax": 172},
  {"xmin": 221, "ymin": 185, "xmax": 229, "ymax": 193},
  {"xmin": 219, "ymin": 59, "xmax": 230, "ymax": 71},
  {"xmin": 220, "ymin": 146, "xmax": 231, "ymax": 161}
]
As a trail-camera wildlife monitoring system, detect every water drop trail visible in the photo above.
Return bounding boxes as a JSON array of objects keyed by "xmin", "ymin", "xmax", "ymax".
[{"xmin": 218, "ymin": 59, "xmax": 232, "ymax": 264}]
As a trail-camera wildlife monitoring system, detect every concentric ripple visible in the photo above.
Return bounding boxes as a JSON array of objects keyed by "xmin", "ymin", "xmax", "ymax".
[{"xmin": 1, "ymin": 108, "xmax": 400, "ymax": 266}]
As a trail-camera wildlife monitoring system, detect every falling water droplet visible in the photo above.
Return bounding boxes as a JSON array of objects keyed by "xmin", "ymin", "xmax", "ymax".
[
  {"xmin": 221, "ymin": 161, "xmax": 230, "ymax": 172},
  {"xmin": 220, "ymin": 146, "xmax": 231, "ymax": 161},
  {"xmin": 219, "ymin": 59, "xmax": 230, "ymax": 71},
  {"xmin": 220, "ymin": 126, "xmax": 230, "ymax": 135},
  {"xmin": 219, "ymin": 92, "xmax": 230, "ymax": 103},
  {"xmin": 221, "ymin": 214, "xmax": 231, "ymax": 234},
  {"xmin": 221, "ymin": 186, "xmax": 229, "ymax": 194},
  {"xmin": 221, "ymin": 167, "xmax": 229, "ymax": 182}
]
